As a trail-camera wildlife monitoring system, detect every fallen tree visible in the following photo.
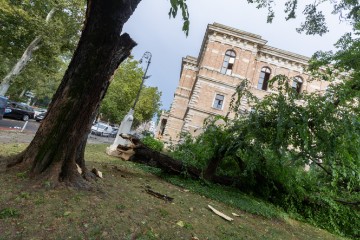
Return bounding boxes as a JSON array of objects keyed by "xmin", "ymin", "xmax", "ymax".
[
  {"xmin": 117, "ymin": 134, "xmax": 234, "ymax": 186},
  {"xmin": 117, "ymin": 134, "xmax": 201, "ymax": 178}
]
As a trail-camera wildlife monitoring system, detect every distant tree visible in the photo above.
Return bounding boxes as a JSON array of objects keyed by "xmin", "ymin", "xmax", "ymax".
[
  {"xmin": 100, "ymin": 59, "xmax": 161, "ymax": 127},
  {"xmin": 132, "ymin": 87, "xmax": 161, "ymax": 127},
  {"xmin": 0, "ymin": 0, "xmax": 85, "ymax": 96}
]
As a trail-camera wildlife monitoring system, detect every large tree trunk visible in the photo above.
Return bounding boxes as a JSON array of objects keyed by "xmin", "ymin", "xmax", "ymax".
[{"xmin": 3, "ymin": 0, "xmax": 141, "ymax": 188}]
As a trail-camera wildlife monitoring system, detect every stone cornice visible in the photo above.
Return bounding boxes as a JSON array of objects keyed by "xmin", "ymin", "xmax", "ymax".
[
  {"xmin": 188, "ymin": 105, "xmax": 226, "ymax": 117},
  {"xmin": 260, "ymin": 46, "xmax": 309, "ymax": 65},
  {"xmin": 198, "ymin": 67, "xmax": 244, "ymax": 88},
  {"xmin": 210, "ymin": 23, "xmax": 268, "ymax": 46},
  {"xmin": 183, "ymin": 55, "xmax": 197, "ymax": 65},
  {"xmin": 177, "ymin": 86, "xmax": 192, "ymax": 91},
  {"xmin": 197, "ymin": 74, "xmax": 237, "ymax": 90},
  {"xmin": 197, "ymin": 23, "xmax": 267, "ymax": 66},
  {"xmin": 181, "ymin": 55, "xmax": 198, "ymax": 76},
  {"xmin": 197, "ymin": 22, "xmax": 311, "ymax": 69},
  {"xmin": 174, "ymin": 92, "xmax": 190, "ymax": 99},
  {"xmin": 168, "ymin": 114, "xmax": 184, "ymax": 121},
  {"xmin": 160, "ymin": 111, "xmax": 169, "ymax": 118}
]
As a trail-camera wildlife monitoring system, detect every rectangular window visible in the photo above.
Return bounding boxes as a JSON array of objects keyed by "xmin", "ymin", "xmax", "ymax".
[{"xmin": 213, "ymin": 94, "xmax": 224, "ymax": 110}]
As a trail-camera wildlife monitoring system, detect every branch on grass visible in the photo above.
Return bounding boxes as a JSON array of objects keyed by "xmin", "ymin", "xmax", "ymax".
[{"xmin": 145, "ymin": 188, "xmax": 174, "ymax": 202}]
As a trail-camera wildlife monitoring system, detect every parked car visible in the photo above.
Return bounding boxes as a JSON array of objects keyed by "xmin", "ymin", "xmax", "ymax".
[
  {"xmin": 91, "ymin": 123, "xmax": 113, "ymax": 136},
  {"xmin": 35, "ymin": 112, "xmax": 47, "ymax": 122},
  {"xmin": 0, "ymin": 96, "xmax": 7, "ymax": 120},
  {"xmin": 34, "ymin": 108, "xmax": 47, "ymax": 117},
  {"xmin": 110, "ymin": 127, "xmax": 119, "ymax": 138},
  {"xmin": 4, "ymin": 101, "xmax": 35, "ymax": 121}
]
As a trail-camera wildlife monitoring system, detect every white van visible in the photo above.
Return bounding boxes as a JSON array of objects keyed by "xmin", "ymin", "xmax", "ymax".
[{"xmin": 91, "ymin": 123, "xmax": 113, "ymax": 137}]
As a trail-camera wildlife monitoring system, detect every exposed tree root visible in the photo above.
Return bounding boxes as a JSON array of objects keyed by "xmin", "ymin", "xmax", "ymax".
[
  {"xmin": 0, "ymin": 152, "xmax": 28, "ymax": 173},
  {"xmin": 1, "ymin": 151, "xmax": 98, "ymax": 190}
]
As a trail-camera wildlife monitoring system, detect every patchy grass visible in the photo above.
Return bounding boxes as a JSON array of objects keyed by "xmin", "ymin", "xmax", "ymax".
[{"xmin": 0, "ymin": 143, "xmax": 346, "ymax": 239}]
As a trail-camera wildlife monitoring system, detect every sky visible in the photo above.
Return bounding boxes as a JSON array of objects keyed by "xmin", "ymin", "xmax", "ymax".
[{"xmin": 123, "ymin": 0, "xmax": 352, "ymax": 111}]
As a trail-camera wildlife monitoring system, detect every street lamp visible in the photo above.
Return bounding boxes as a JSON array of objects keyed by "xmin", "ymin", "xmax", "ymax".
[
  {"xmin": 107, "ymin": 52, "xmax": 152, "ymax": 155},
  {"xmin": 132, "ymin": 51, "xmax": 152, "ymax": 109}
]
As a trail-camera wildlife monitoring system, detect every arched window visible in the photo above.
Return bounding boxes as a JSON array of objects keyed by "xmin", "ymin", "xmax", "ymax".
[
  {"xmin": 220, "ymin": 50, "xmax": 236, "ymax": 75},
  {"xmin": 257, "ymin": 67, "xmax": 271, "ymax": 90},
  {"xmin": 292, "ymin": 76, "xmax": 303, "ymax": 93}
]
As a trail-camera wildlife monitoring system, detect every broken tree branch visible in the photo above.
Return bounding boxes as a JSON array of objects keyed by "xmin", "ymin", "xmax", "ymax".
[
  {"xmin": 208, "ymin": 205, "xmax": 233, "ymax": 221},
  {"xmin": 145, "ymin": 188, "xmax": 174, "ymax": 202}
]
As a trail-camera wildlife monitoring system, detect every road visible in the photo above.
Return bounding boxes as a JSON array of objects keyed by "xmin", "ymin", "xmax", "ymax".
[
  {"xmin": 0, "ymin": 118, "xmax": 115, "ymax": 144},
  {"xmin": 0, "ymin": 118, "xmax": 40, "ymax": 133}
]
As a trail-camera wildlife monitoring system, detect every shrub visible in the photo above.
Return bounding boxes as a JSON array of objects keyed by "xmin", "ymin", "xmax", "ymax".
[
  {"xmin": 142, "ymin": 136, "xmax": 164, "ymax": 152},
  {"xmin": 166, "ymin": 77, "xmax": 360, "ymax": 238}
]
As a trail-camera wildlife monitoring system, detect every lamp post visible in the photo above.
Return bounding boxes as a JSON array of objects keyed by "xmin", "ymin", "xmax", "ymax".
[
  {"xmin": 132, "ymin": 51, "xmax": 152, "ymax": 109},
  {"xmin": 107, "ymin": 52, "xmax": 152, "ymax": 155}
]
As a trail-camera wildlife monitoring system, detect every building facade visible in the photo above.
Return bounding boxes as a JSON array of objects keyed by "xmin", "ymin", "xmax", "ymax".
[{"xmin": 156, "ymin": 23, "xmax": 329, "ymax": 145}]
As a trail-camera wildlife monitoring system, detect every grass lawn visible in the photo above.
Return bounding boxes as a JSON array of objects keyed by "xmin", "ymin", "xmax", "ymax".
[{"xmin": 0, "ymin": 144, "xmax": 346, "ymax": 240}]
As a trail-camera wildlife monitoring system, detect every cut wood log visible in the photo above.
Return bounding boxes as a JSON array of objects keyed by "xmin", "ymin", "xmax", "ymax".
[
  {"xmin": 76, "ymin": 164, "xmax": 82, "ymax": 174},
  {"xmin": 91, "ymin": 168, "xmax": 103, "ymax": 178},
  {"xmin": 116, "ymin": 147, "xmax": 135, "ymax": 161},
  {"xmin": 145, "ymin": 188, "xmax": 174, "ymax": 202},
  {"xmin": 208, "ymin": 205, "xmax": 233, "ymax": 221}
]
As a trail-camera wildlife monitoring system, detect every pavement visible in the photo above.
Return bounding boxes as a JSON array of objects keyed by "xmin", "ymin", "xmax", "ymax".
[
  {"xmin": 0, "ymin": 118, "xmax": 39, "ymax": 133},
  {"xmin": 0, "ymin": 118, "xmax": 115, "ymax": 144}
]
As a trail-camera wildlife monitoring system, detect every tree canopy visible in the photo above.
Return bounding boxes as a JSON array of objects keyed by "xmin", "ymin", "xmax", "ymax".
[
  {"xmin": 99, "ymin": 58, "xmax": 161, "ymax": 127},
  {"xmin": 171, "ymin": 0, "xmax": 360, "ymax": 36},
  {"xmin": 0, "ymin": 0, "xmax": 85, "ymax": 99}
]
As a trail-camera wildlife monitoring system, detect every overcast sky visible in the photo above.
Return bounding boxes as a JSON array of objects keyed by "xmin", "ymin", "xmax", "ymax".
[{"xmin": 123, "ymin": 0, "xmax": 352, "ymax": 111}]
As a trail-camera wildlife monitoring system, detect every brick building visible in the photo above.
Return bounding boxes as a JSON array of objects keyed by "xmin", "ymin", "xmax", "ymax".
[{"xmin": 156, "ymin": 23, "xmax": 329, "ymax": 145}]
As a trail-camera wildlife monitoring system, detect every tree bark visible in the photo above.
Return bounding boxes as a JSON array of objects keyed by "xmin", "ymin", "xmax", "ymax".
[
  {"xmin": 4, "ymin": 0, "xmax": 141, "ymax": 188},
  {"xmin": 118, "ymin": 143, "xmax": 202, "ymax": 179},
  {"xmin": 203, "ymin": 154, "xmax": 223, "ymax": 181}
]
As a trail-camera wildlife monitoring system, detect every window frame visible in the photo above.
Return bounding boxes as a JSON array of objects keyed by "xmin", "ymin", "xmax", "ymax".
[
  {"xmin": 292, "ymin": 76, "xmax": 303, "ymax": 93},
  {"xmin": 257, "ymin": 67, "xmax": 271, "ymax": 91},
  {"xmin": 220, "ymin": 50, "xmax": 236, "ymax": 75},
  {"xmin": 212, "ymin": 93, "xmax": 225, "ymax": 110}
]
